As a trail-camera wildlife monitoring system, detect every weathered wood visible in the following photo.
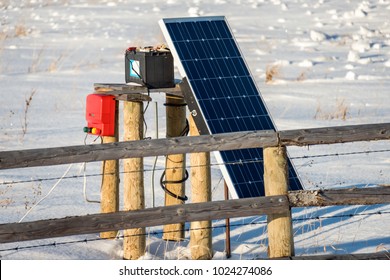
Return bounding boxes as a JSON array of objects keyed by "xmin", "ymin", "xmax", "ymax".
[
  {"xmin": 0, "ymin": 130, "xmax": 277, "ymax": 170},
  {"xmin": 2, "ymin": 122, "xmax": 390, "ymax": 170},
  {"xmin": 264, "ymin": 146, "xmax": 294, "ymax": 258},
  {"xmin": 272, "ymin": 251, "xmax": 390, "ymax": 260},
  {"xmin": 163, "ymin": 95, "xmax": 187, "ymax": 241},
  {"xmin": 289, "ymin": 186, "xmax": 390, "ymax": 207},
  {"xmin": 279, "ymin": 122, "xmax": 390, "ymax": 146},
  {"xmin": 224, "ymin": 181, "xmax": 231, "ymax": 259},
  {"xmin": 123, "ymin": 101, "xmax": 145, "ymax": 260},
  {"xmin": 114, "ymin": 92, "xmax": 152, "ymax": 102},
  {"xmin": 0, "ymin": 195, "xmax": 290, "ymax": 244},
  {"xmin": 189, "ymin": 115, "xmax": 212, "ymax": 260},
  {"xmin": 100, "ymin": 100, "xmax": 119, "ymax": 239},
  {"xmin": 94, "ymin": 84, "xmax": 152, "ymax": 101},
  {"xmin": 94, "ymin": 82, "xmax": 184, "ymax": 97}
]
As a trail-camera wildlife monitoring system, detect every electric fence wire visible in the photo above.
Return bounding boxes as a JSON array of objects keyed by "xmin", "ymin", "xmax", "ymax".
[
  {"xmin": 1, "ymin": 210, "xmax": 389, "ymax": 254},
  {"xmin": 2, "ymin": 147, "xmax": 390, "ymax": 186},
  {"xmin": 17, "ymin": 164, "xmax": 74, "ymax": 223}
]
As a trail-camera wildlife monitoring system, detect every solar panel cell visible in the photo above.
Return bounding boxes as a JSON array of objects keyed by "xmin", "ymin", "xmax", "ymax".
[{"xmin": 160, "ymin": 16, "xmax": 303, "ymax": 198}]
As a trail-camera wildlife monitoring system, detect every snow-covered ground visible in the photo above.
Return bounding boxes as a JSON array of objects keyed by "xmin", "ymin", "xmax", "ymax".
[{"xmin": 0, "ymin": 0, "xmax": 390, "ymax": 260}]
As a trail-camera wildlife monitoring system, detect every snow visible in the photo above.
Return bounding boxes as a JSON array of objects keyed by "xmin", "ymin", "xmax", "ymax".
[{"xmin": 1, "ymin": 0, "xmax": 390, "ymax": 260}]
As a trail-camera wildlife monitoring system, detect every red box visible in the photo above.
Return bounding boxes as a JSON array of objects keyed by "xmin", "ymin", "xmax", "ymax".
[{"xmin": 85, "ymin": 94, "xmax": 116, "ymax": 136}]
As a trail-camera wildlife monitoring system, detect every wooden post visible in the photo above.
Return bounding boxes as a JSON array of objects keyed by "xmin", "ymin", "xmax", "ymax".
[
  {"xmin": 189, "ymin": 115, "xmax": 212, "ymax": 260},
  {"xmin": 224, "ymin": 181, "xmax": 231, "ymax": 259},
  {"xmin": 163, "ymin": 95, "xmax": 187, "ymax": 241},
  {"xmin": 263, "ymin": 146, "xmax": 294, "ymax": 258},
  {"xmin": 100, "ymin": 100, "xmax": 119, "ymax": 239},
  {"xmin": 123, "ymin": 101, "xmax": 145, "ymax": 260}
]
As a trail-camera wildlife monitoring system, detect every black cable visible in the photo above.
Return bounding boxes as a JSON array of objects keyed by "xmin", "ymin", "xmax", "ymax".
[
  {"xmin": 163, "ymin": 102, "xmax": 188, "ymax": 107},
  {"xmin": 158, "ymin": 118, "xmax": 190, "ymax": 201},
  {"xmin": 160, "ymin": 170, "xmax": 189, "ymax": 201}
]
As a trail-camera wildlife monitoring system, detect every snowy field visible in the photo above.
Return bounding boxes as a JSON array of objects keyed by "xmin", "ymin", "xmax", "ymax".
[{"xmin": 0, "ymin": 0, "xmax": 390, "ymax": 260}]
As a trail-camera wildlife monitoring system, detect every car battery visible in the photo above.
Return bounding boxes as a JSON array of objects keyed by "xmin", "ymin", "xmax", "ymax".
[
  {"xmin": 84, "ymin": 94, "xmax": 116, "ymax": 137},
  {"xmin": 125, "ymin": 46, "xmax": 175, "ymax": 89}
]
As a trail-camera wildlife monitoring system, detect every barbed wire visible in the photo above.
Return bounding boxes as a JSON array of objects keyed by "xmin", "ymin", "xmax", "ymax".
[
  {"xmin": 1, "ymin": 210, "xmax": 389, "ymax": 254},
  {"xmin": 1, "ymin": 148, "xmax": 390, "ymax": 186},
  {"xmin": 290, "ymin": 148, "xmax": 390, "ymax": 160}
]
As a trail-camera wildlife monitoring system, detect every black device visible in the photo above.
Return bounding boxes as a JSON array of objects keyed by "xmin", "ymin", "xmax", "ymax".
[{"xmin": 125, "ymin": 46, "xmax": 175, "ymax": 89}]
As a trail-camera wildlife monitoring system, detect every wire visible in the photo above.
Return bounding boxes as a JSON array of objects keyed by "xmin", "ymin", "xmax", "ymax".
[
  {"xmin": 151, "ymin": 102, "xmax": 159, "ymax": 208},
  {"xmin": 82, "ymin": 136, "xmax": 102, "ymax": 204},
  {"xmin": 1, "ymin": 147, "xmax": 389, "ymax": 187},
  {"xmin": 2, "ymin": 210, "xmax": 389, "ymax": 254},
  {"xmin": 18, "ymin": 164, "xmax": 74, "ymax": 223},
  {"xmin": 82, "ymin": 162, "xmax": 100, "ymax": 204},
  {"xmin": 3, "ymin": 147, "xmax": 390, "ymax": 187},
  {"xmin": 159, "ymin": 117, "xmax": 190, "ymax": 201},
  {"xmin": 290, "ymin": 148, "xmax": 390, "ymax": 160},
  {"xmin": 160, "ymin": 170, "xmax": 189, "ymax": 201}
]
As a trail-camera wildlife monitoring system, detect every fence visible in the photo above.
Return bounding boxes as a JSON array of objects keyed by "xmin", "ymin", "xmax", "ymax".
[{"xmin": 0, "ymin": 122, "xmax": 390, "ymax": 259}]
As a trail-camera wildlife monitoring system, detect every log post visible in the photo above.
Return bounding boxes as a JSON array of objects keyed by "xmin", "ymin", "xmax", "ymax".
[
  {"xmin": 163, "ymin": 95, "xmax": 187, "ymax": 241},
  {"xmin": 123, "ymin": 101, "xmax": 145, "ymax": 260},
  {"xmin": 224, "ymin": 181, "xmax": 231, "ymax": 258},
  {"xmin": 100, "ymin": 100, "xmax": 119, "ymax": 239},
  {"xmin": 189, "ymin": 115, "xmax": 212, "ymax": 260},
  {"xmin": 263, "ymin": 146, "xmax": 294, "ymax": 258}
]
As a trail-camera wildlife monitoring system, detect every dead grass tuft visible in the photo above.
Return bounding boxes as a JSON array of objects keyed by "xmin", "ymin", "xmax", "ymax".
[
  {"xmin": 14, "ymin": 24, "xmax": 28, "ymax": 37},
  {"xmin": 21, "ymin": 89, "xmax": 37, "ymax": 138},
  {"xmin": 296, "ymin": 70, "xmax": 307, "ymax": 82},
  {"xmin": 314, "ymin": 98, "xmax": 349, "ymax": 121},
  {"xmin": 265, "ymin": 64, "xmax": 281, "ymax": 83}
]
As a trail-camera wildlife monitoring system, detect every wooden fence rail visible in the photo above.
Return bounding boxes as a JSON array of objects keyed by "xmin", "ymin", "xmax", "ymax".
[
  {"xmin": 1, "ymin": 122, "xmax": 389, "ymax": 259},
  {"xmin": 1, "ymin": 122, "xmax": 390, "ymax": 170},
  {"xmin": 1, "ymin": 187, "xmax": 389, "ymax": 244}
]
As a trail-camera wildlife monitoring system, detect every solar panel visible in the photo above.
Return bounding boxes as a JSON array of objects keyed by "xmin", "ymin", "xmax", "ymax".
[{"xmin": 159, "ymin": 16, "xmax": 303, "ymax": 198}]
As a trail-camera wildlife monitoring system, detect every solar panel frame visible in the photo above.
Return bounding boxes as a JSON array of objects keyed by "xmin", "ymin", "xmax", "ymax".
[{"xmin": 159, "ymin": 16, "xmax": 303, "ymax": 198}]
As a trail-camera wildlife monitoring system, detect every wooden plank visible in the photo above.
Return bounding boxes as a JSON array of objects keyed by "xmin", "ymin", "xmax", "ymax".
[
  {"xmin": 114, "ymin": 92, "xmax": 152, "ymax": 102},
  {"xmin": 94, "ymin": 83, "xmax": 184, "ymax": 97},
  {"xmin": 280, "ymin": 122, "xmax": 390, "ymax": 146},
  {"xmin": 288, "ymin": 186, "xmax": 390, "ymax": 207},
  {"xmin": 2, "ymin": 122, "xmax": 390, "ymax": 170},
  {"xmin": 0, "ymin": 130, "xmax": 278, "ymax": 170},
  {"xmin": 0, "ymin": 195, "xmax": 289, "ymax": 244}
]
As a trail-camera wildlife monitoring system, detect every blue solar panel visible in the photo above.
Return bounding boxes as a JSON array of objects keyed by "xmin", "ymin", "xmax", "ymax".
[{"xmin": 160, "ymin": 16, "xmax": 303, "ymax": 198}]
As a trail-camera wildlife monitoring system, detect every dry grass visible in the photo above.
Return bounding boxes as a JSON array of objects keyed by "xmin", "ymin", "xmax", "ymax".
[
  {"xmin": 0, "ymin": 184, "xmax": 14, "ymax": 209},
  {"xmin": 21, "ymin": 89, "xmax": 37, "ymax": 138},
  {"xmin": 314, "ymin": 98, "xmax": 349, "ymax": 121},
  {"xmin": 265, "ymin": 64, "xmax": 281, "ymax": 83},
  {"xmin": 14, "ymin": 24, "xmax": 29, "ymax": 37},
  {"xmin": 48, "ymin": 53, "xmax": 64, "ymax": 72},
  {"xmin": 28, "ymin": 48, "xmax": 44, "ymax": 73},
  {"xmin": 296, "ymin": 70, "xmax": 307, "ymax": 82}
]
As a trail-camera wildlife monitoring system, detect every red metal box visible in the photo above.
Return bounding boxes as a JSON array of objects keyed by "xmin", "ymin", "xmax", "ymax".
[{"xmin": 84, "ymin": 94, "xmax": 116, "ymax": 136}]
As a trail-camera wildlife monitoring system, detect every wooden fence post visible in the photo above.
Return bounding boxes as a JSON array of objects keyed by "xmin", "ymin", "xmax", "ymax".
[
  {"xmin": 123, "ymin": 101, "xmax": 145, "ymax": 260},
  {"xmin": 100, "ymin": 100, "xmax": 119, "ymax": 239},
  {"xmin": 163, "ymin": 95, "xmax": 187, "ymax": 241},
  {"xmin": 263, "ymin": 146, "xmax": 294, "ymax": 258},
  {"xmin": 189, "ymin": 115, "xmax": 212, "ymax": 260},
  {"xmin": 224, "ymin": 181, "xmax": 231, "ymax": 258}
]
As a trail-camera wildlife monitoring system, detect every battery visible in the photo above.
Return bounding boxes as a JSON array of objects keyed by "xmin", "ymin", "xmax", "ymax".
[{"xmin": 125, "ymin": 46, "xmax": 175, "ymax": 89}]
